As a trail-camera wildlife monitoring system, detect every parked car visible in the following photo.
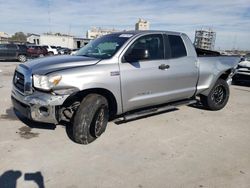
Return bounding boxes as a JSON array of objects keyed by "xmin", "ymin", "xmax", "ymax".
[
  {"xmin": 42, "ymin": 45, "xmax": 58, "ymax": 55},
  {"xmin": 58, "ymin": 47, "xmax": 71, "ymax": 55},
  {"xmin": 0, "ymin": 43, "xmax": 28, "ymax": 62},
  {"xmin": 27, "ymin": 45, "xmax": 48, "ymax": 58},
  {"xmin": 40, "ymin": 46, "xmax": 49, "ymax": 56},
  {"xmin": 11, "ymin": 31, "xmax": 239, "ymax": 144},
  {"xmin": 70, "ymin": 48, "xmax": 79, "ymax": 55},
  {"xmin": 233, "ymin": 54, "xmax": 250, "ymax": 83}
]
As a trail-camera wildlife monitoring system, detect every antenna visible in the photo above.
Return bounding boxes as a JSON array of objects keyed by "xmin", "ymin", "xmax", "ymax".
[
  {"xmin": 67, "ymin": 24, "xmax": 71, "ymax": 48},
  {"xmin": 48, "ymin": 0, "xmax": 52, "ymax": 33}
]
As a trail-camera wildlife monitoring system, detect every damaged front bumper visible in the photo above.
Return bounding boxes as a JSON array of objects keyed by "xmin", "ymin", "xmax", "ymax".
[{"xmin": 11, "ymin": 87, "xmax": 70, "ymax": 124}]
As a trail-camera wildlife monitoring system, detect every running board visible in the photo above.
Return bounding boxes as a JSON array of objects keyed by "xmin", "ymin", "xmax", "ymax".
[{"xmin": 115, "ymin": 99, "xmax": 197, "ymax": 123}]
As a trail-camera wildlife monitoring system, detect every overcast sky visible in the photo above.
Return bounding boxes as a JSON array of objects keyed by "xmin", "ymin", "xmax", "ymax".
[{"xmin": 0, "ymin": 0, "xmax": 250, "ymax": 50}]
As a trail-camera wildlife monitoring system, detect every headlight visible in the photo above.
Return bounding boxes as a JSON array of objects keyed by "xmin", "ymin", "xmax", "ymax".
[{"xmin": 33, "ymin": 75, "xmax": 62, "ymax": 91}]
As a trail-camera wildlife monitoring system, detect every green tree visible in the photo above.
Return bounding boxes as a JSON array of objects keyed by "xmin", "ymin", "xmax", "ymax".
[{"xmin": 11, "ymin": 32, "xmax": 27, "ymax": 42}]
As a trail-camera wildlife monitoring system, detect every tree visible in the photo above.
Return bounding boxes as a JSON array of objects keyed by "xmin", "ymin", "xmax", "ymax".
[{"xmin": 10, "ymin": 32, "xmax": 27, "ymax": 42}]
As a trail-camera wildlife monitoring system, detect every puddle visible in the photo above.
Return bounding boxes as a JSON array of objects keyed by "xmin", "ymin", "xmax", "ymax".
[{"xmin": 17, "ymin": 126, "xmax": 39, "ymax": 139}]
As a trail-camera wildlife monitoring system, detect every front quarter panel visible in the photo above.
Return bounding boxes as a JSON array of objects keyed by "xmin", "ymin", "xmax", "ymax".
[{"xmin": 51, "ymin": 58, "xmax": 123, "ymax": 114}]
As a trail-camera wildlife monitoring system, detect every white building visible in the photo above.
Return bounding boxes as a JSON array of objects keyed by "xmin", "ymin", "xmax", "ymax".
[
  {"xmin": 194, "ymin": 28, "xmax": 216, "ymax": 50},
  {"xmin": 40, "ymin": 33, "xmax": 90, "ymax": 49},
  {"xmin": 0, "ymin": 32, "xmax": 9, "ymax": 43},
  {"xmin": 135, "ymin": 18, "xmax": 149, "ymax": 30},
  {"xmin": 86, "ymin": 27, "xmax": 120, "ymax": 39},
  {"xmin": 27, "ymin": 34, "xmax": 40, "ymax": 45}
]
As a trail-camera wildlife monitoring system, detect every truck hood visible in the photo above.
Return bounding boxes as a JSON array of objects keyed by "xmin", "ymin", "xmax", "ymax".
[{"xmin": 23, "ymin": 55, "xmax": 100, "ymax": 74}]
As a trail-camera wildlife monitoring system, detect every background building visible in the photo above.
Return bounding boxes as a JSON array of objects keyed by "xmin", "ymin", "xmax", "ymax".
[
  {"xmin": 0, "ymin": 32, "xmax": 9, "ymax": 44},
  {"xmin": 194, "ymin": 28, "xmax": 216, "ymax": 50},
  {"xmin": 86, "ymin": 27, "xmax": 119, "ymax": 39},
  {"xmin": 40, "ymin": 33, "xmax": 90, "ymax": 49},
  {"xmin": 135, "ymin": 18, "xmax": 149, "ymax": 30},
  {"xmin": 27, "ymin": 33, "xmax": 40, "ymax": 45}
]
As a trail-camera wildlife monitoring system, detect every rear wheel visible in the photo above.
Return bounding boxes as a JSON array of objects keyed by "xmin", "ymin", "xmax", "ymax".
[
  {"xmin": 18, "ymin": 54, "xmax": 27, "ymax": 62},
  {"xmin": 48, "ymin": 52, "xmax": 54, "ymax": 56},
  {"xmin": 72, "ymin": 94, "xmax": 109, "ymax": 144},
  {"xmin": 200, "ymin": 79, "xmax": 229, "ymax": 111}
]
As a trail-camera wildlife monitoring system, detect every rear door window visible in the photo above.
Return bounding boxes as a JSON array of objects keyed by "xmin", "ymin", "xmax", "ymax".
[{"xmin": 167, "ymin": 35, "xmax": 187, "ymax": 58}]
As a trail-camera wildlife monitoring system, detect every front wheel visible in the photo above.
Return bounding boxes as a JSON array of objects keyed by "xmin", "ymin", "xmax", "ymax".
[
  {"xmin": 200, "ymin": 79, "xmax": 230, "ymax": 111},
  {"xmin": 72, "ymin": 94, "xmax": 109, "ymax": 144}
]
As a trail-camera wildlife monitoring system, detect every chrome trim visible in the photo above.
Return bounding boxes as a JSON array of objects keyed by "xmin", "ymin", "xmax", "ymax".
[{"xmin": 15, "ymin": 64, "xmax": 33, "ymax": 95}]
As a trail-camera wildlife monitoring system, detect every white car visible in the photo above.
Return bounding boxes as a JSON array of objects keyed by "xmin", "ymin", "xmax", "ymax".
[
  {"xmin": 43, "ymin": 45, "xmax": 58, "ymax": 55},
  {"xmin": 233, "ymin": 54, "xmax": 250, "ymax": 83}
]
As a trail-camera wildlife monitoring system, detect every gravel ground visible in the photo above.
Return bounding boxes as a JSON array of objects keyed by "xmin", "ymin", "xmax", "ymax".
[{"xmin": 0, "ymin": 61, "xmax": 250, "ymax": 188}]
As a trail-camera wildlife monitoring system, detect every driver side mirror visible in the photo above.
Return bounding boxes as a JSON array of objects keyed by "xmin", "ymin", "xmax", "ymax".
[{"xmin": 124, "ymin": 49, "xmax": 149, "ymax": 62}]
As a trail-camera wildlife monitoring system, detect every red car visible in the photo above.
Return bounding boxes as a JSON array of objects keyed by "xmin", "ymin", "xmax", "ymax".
[{"xmin": 27, "ymin": 46, "xmax": 48, "ymax": 58}]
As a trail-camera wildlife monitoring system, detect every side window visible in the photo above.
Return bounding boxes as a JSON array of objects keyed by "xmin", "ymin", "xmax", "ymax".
[
  {"xmin": 163, "ymin": 35, "xmax": 172, "ymax": 59},
  {"xmin": 18, "ymin": 45, "xmax": 25, "ymax": 50},
  {"xmin": 6, "ymin": 44, "xmax": 17, "ymax": 50},
  {"xmin": 0, "ymin": 44, "xmax": 6, "ymax": 49},
  {"xmin": 168, "ymin": 35, "xmax": 187, "ymax": 58},
  {"xmin": 125, "ymin": 34, "xmax": 164, "ymax": 61}
]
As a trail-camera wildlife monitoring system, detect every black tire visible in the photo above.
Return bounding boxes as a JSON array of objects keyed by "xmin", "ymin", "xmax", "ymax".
[
  {"xmin": 72, "ymin": 94, "xmax": 109, "ymax": 144},
  {"xmin": 200, "ymin": 79, "xmax": 229, "ymax": 111},
  {"xmin": 18, "ymin": 54, "xmax": 27, "ymax": 62},
  {"xmin": 48, "ymin": 52, "xmax": 54, "ymax": 56}
]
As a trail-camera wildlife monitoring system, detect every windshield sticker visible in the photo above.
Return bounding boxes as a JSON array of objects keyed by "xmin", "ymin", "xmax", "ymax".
[{"xmin": 119, "ymin": 34, "xmax": 133, "ymax": 38}]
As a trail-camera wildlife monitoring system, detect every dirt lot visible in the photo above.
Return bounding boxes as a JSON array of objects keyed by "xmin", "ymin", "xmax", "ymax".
[{"xmin": 0, "ymin": 61, "xmax": 250, "ymax": 188}]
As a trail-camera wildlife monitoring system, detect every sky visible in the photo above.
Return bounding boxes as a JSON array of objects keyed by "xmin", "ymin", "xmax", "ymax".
[{"xmin": 0, "ymin": 0, "xmax": 250, "ymax": 50}]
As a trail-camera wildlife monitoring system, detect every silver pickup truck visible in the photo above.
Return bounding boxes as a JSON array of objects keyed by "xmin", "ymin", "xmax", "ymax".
[{"xmin": 11, "ymin": 30, "xmax": 239, "ymax": 144}]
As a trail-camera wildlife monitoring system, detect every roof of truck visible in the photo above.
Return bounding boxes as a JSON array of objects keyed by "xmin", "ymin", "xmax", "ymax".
[{"xmin": 113, "ymin": 30, "xmax": 183, "ymax": 36}]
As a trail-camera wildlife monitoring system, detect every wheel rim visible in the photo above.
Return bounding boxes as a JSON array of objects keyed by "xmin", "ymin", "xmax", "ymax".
[
  {"xmin": 211, "ymin": 85, "xmax": 226, "ymax": 105},
  {"xmin": 94, "ymin": 108, "xmax": 105, "ymax": 136},
  {"xmin": 19, "ymin": 55, "xmax": 26, "ymax": 62}
]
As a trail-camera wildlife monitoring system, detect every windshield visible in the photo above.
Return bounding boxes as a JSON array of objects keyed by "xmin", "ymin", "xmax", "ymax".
[{"xmin": 76, "ymin": 33, "xmax": 132, "ymax": 59}]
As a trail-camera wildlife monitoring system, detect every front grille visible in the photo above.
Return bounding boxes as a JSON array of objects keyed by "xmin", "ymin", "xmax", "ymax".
[{"xmin": 13, "ymin": 71, "xmax": 25, "ymax": 93}]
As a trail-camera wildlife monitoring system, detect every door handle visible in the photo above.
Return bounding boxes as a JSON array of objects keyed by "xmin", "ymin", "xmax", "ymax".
[{"xmin": 158, "ymin": 64, "xmax": 170, "ymax": 70}]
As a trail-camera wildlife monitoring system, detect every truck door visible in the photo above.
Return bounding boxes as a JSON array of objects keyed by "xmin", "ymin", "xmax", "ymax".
[
  {"xmin": 119, "ymin": 33, "xmax": 198, "ymax": 113},
  {"xmin": 162, "ymin": 34, "xmax": 198, "ymax": 102}
]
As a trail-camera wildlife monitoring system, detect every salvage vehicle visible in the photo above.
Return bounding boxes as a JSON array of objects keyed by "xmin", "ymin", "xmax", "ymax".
[
  {"xmin": 0, "ymin": 43, "xmax": 28, "ymax": 62},
  {"xmin": 233, "ymin": 54, "xmax": 250, "ymax": 83},
  {"xmin": 11, "ymin": 31, "xmax": 239, "ymax": 144}
]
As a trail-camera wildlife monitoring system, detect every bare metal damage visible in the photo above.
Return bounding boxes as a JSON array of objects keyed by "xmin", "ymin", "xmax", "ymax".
[{"xmin": 12, "ymin": 86, "xmax": 71, "ymax": 124}]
